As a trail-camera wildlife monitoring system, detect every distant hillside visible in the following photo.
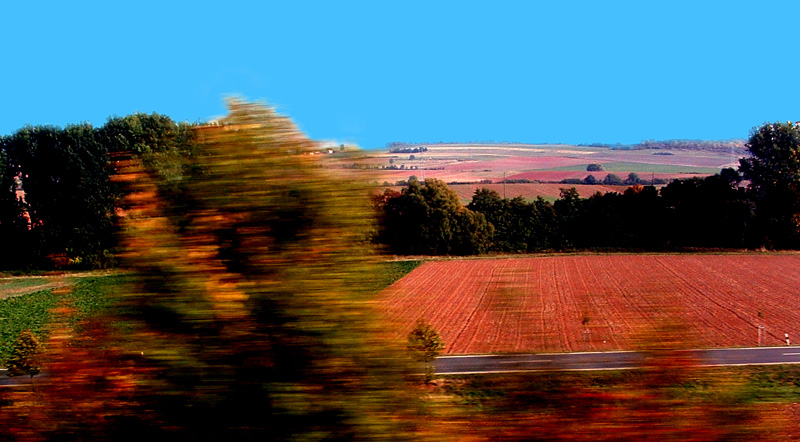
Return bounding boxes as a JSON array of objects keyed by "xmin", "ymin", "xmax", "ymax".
[
  {"xmin": 634, "ymin": 139, "xmax": 747, "ymax": 154},
  {"xmin": 582, "ymin": 139, "xmax": 748, "ymax": 154},
  {"xmin": 387, "ymin": 139, "xmax": 749, "ymax": 155}
]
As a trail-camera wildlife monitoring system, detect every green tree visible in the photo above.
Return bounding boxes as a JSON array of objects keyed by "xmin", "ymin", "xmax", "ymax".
[
  {"xmin": 0, "ymin": 124, "xmax": 118, "ymax": 268},
  {"xmin": 739, "ymin": 121, "xmax": 800, "ymax": 248},
  {"xmin": 377, "ymin": 178, "xmax": 492, "ymax": 255},
  {"xmin": 407, "ymin": 319, "xmax": 444, "ymax": 383}
]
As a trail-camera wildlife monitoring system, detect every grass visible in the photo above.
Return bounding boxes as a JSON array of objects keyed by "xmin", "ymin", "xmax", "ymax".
[
  {"xmin": 544, "ymin": 162, "xmax": 722, "ymax": 174},
  {"xmin": 377, "ymin": 259, "xmax": 423, "ymax": 289},
  {"xmin": 431, "ymin": 366, "xmax": 793, "ymax": 440},
  {"xmin": 0, "ymin": 275, "xmax": 124, "ymax": 365},
  {"xmin": 0, "ymin": 260, "xmax": 418, "ymax": 366},
  {"xmin": 440, "ymin": 364, "xmax": 800, "ymax": 412},
  {"xmin": 0, "ymin": 289, "xmax": 61, "ymax": 365}
]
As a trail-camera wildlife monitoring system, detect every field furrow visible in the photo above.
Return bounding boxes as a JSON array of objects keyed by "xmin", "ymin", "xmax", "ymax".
[{"xmin": 377, "ymin": 253, "xmax": 800, "ymax": 354}]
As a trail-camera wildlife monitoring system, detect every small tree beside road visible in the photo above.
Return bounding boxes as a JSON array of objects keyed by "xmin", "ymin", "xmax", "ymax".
[{"xmin": 407, "ymin": 319, "xmax": 444, "ymax": 383}]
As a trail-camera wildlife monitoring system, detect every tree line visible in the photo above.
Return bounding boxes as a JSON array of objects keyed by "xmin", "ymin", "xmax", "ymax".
[
  {"xmin": 0, "ymin": 113, "xmax": 196, "ymax": 269},
  {"xmin": 2, "ymin": 118, "xmax": 799, "ymax": 267},
  {"xmin": 373, "ymin": 121, "xmax": 800, "ymax": 254}
]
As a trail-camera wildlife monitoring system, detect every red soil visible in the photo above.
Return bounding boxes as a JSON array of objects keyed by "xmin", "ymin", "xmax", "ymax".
[
  {"xmin": 377, "ymin": 254, "xmax": 800, "ymax": 354},
  {"xmin": 447, "ymin": 183, "xmax": 628, "ymax": 202}
]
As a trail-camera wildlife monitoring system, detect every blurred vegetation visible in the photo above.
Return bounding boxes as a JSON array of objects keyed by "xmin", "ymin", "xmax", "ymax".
[
  {"xmin": 437, "ymin": 364, "xmax": 798, "ymax": 441},
  {"xmin": 407, "ymin": 319, "xmax": 444, "ymax": 383},
  {"xmin": 0, "ymin": 275, "xmax": 122, "ymax": 364},
  {"xmin": 5, "ymin": 330, "xmax": 41, "ymax": 378},
  {"xmin": 1, "ymin": 107, "xmax": 799, "ymax": 439},
  {"xmin": 0, "ymin": 100, "xmax": 438, "ymax": 441},
  {"xmin": 0, "ymin": 289, "xmax": 59, "ymax": 364}
]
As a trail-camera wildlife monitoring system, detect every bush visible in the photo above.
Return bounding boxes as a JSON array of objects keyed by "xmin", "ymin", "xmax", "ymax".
[
  {"xmin": 6, "ymin": 330, "xmax": 41, "ymax": 378},
  {"xmin": 587, "ymin": 163, "xmax": 605, "ymax": 172}
]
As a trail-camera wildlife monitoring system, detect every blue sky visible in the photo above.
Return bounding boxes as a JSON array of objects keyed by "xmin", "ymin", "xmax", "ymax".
[{"xmin": 2, "ymin": 1, "xmax": 798, "ymax": 149}]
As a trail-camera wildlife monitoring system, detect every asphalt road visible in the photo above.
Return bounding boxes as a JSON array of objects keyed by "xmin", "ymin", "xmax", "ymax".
[
  {"xmin": 3, "ymin": 347, "xmax": 800, "ymax": 387},
  {"xmin": 434, "ymin": 346, "xmax": 800, "ymax": 375}
]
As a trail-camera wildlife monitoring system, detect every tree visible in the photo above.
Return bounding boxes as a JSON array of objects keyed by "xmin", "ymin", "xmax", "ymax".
[
  {"xmin": 624, "ymin": 172, "xmax": 642, "ymax": 185},
  {"xmin": 6, "ymin": 330, "xmax": 41, "ymax": 378},
  {"xmin": 739, "ymin": 121, "xmax": 800, "ymax": 248},
  {"xmin": 407, "ymin": 319, "xmax": 444, "ymax": 383},
  {"xmin": 554, "ymin": 187, "xmax": 584, "ymax": 249},
  {"xmin": 586, "ymin": 163, "xmax": 604, "ymax": 172},
  {"xmin": 583, "ymin": 174, "xmax": 598, "ymax": 185},
  {"xmin": 602, "ymin": 173, "xmax": 623, "ymax": 185},
  {"xmin": 376, "ymin": 179, "xmax": 492, "ymax": 255}
]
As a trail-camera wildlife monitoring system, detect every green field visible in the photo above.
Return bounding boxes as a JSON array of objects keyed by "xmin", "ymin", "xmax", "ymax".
[
  {"xmin": 0, "ymin": 275, "xmax": 122, "ymax": 364},
  {"xmin": 544, "ymin": 161, "xmax": 722, "ymax": 174},
  {"xmin": 0, "ymin": 261, "xmax": 417, "ymax": 366}
]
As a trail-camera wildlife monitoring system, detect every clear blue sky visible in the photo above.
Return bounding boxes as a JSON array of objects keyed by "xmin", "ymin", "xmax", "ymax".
[{"xmin": 2, "ymin": 1, "xmax": 798, "ymax": 149}]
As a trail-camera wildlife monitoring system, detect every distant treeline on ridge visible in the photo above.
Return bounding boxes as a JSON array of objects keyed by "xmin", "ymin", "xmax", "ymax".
[{"xmin": 1, "ymin": 115, "xmax": 797, "ymax": 269}]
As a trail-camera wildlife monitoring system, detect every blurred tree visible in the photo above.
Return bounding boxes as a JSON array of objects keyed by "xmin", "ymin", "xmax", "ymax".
[
  {"xmin": 106, "ymin": 99, "xmax": 424, "ymax": 440},
  {"xmin": 5, "ymin": 330, "xmax": 41, "ymax": 378}
]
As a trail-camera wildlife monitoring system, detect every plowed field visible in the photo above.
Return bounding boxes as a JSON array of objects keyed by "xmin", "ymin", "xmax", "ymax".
[{"xmin": 377, "ymin": 254, "xmax": 800, "ymax": 354}]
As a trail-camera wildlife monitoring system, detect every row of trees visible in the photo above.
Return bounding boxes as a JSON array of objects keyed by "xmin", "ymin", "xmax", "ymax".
[
  {"xmin": 2, "ymin": 118, "xmax": 799, "ymax": 266},
  {"xmin": 373, "ymin": 174, "xmax": 753, "ymax": 254},
  {"xmin": 0, "ymin": 113, "xmax": 196, "ymax": 269},
  {"xmin": 373, "ymin": 121, "xmax": 800, "ymax": 254},
  {"xmin": 560, "ymin": 172, "xmax": 668, "ymax": 186}
]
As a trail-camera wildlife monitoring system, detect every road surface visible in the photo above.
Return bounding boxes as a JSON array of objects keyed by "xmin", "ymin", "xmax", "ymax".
[
  {"xmin": 3, "ymin": 347, "xmax": 800, "ymax": 387},
  {"xmin": 434, "ymin": 346, "xmax": 800, "ymax": 375}
]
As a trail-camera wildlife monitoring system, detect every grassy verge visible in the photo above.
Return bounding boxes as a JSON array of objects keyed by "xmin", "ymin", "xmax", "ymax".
[
  {"xmin": 0, "ymin": 289, "xmax": 61, "ymax": 364},
  {"xmin": 545, "ymin": 162, "xmax": 721, "ymax": 174},
  {"xmin": 0, "ymin": 275, "xmax": 124, "ymax": 365},
  {"xmin": 433, "ymin": 365, "xmax": 800, "ymax": 440},
  {"xmin": 376, "ymin": 259, "xmax": 423, "ymax": 290},
  {"xmin": 441, "ymin": 364, "xmax": 800, "ymax": 411}
]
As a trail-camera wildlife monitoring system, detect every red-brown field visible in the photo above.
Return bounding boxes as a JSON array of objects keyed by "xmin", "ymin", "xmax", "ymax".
[
  {"xmin": 506, "ymin": 170, "xmax": 709, "ymax": 183},
  {"xmin": 358, "ymin": 142, "xmax": 740, "ymax": 187},
  {"xmin": 447, "ymin": 182, "xmax": 628, "ymax": 202},
  {"xmin": 377, "ymin": 254, "xmax": 800, "ymax": 354}
]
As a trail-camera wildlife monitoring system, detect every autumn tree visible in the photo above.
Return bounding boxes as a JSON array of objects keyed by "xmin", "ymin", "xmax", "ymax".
[
  {"xmin": 5, "ymin": 330, "xmax": 42, "ymax": 378},
  {"xmin": 105, "ymin": 99, "xmax": 425, "ymax": 440}
]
